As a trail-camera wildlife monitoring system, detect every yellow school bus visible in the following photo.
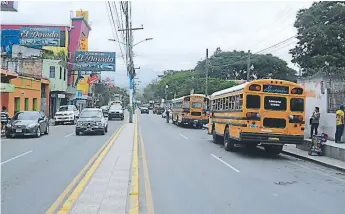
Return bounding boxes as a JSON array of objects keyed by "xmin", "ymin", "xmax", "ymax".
[
  {"xmin": 171, "ymin": 94, "xmax": 209, "ymax": 128},
  {"xmin": 208, "ymin": 79, "xmax": 305, "ymax": 155}
]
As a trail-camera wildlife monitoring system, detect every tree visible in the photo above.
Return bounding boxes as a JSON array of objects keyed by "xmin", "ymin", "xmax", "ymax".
[
  {"xmin": 143, "ymin": 70, "xmax": 237, "ymax": 100},
  {"xmin": 195, "ymin": 51, "xmax": 297, "ymax": 81},
  {"xmin": 290, "ymin": 1, "xmax": 345, "ymax": 75}
]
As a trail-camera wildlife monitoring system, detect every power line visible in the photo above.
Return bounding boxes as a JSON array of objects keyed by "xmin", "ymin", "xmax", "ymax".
[{"xmin": 106, "ymin": 1, "xmax": 125, "ymax": 65}]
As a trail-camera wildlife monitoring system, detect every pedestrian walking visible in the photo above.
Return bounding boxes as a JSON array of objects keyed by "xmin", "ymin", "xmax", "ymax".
[
  {"xmin": 310, "ymin": 106, "xmax": 320, "ymax": 139},
  {"xmin": 1, "ymin": 106, "xmax": 9, "ymax": 134},
  {"xmin": 335, "ymin": 104, "xmax": 344, "ymax": 143}
]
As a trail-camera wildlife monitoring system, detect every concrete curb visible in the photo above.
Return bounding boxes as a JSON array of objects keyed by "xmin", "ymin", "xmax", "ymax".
[{"xmin": 282, "ymin": 150, "xmax": 345, "ymax": 173}]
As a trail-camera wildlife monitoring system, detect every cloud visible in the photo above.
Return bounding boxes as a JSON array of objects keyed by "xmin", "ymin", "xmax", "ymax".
[{"xmin": 1, "ymin": 1, "xmax": 313, "ymax": 88}]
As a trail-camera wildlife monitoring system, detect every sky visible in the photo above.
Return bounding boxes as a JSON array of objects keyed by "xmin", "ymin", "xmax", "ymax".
[{"xmin": 1, "ymin": 0, "xmax": 314, "ymax": 89}]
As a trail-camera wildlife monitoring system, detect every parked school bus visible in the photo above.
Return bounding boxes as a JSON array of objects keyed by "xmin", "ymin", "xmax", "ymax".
[
  {"xmin": 171, "ymin": 94, "xmax": 209, "ymax": 128},
  {"xmin": 208, "ymin": 79, "xmax": 305, "ymax": 155}
]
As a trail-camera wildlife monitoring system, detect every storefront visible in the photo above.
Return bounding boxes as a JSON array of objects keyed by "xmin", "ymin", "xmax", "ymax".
[{"xmin": 0, "ymin": 69, "xmax": 18, "ymax": 112}]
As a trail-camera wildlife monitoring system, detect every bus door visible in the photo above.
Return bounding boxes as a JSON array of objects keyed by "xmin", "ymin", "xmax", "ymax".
[
  {"xmin": 189, "ymin": 97, "xmax": 203, "ymax": 119},
  {"xmin": 262, "ymin": 94, "xmax": 289, "ymax": 135}
]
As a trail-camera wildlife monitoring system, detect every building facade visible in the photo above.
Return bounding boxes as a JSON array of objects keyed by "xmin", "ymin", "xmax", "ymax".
[
  {"xmin": 298, "ymin": 68, "xmax": 345, "ymax": 141},
  {"xmin": 42, "ymin": 59, "xmax": 68, "ymax": 117}
]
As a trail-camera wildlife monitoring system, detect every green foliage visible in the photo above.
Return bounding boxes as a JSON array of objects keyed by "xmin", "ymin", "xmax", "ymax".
[
  {"xmin": 143, "ymin": 70, "xmax": 237, "ymax": 101},
  {"xmin": 94, "ymin": 84, "xmax": 129, "ymax": 106},
  {"xmin": 195, "ymin": 49, "xmax": 297, "ymax": 81},
  {"xmin": 42, "ymin": 50, "xmax": 66, "ymax": 60},
  {"xmin": 290, "ymin": 1, "xmax": 345, "ymax": 74}
]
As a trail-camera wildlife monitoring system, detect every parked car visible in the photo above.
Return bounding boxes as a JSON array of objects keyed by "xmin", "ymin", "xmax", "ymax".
[
  {"xmin": 75, "ymin": 108, "xmax": 108, "ymax": 136},
  {"xmin": 108, "ymin": 105, "xmax": 124, "ymax": 120},
  {"xmin": 54, "ymin": 105, "xmax": 80, "ymax": 125},
  {"xmin": 140, "ymin": 107, "xmax": 149, "ymax": 114},
  {"xmin": 6, "ymin": 111, "xmax": 49, "ymax": 138}
]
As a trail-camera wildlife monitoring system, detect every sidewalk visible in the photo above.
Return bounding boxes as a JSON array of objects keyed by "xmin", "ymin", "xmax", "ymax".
[
  {"xmin": 283, "ymin": 144, "xmax": 345, "ymax": 172},
  {"xmin": 69, "ymin": 121, "xmax": 135, "ymax": 214}
]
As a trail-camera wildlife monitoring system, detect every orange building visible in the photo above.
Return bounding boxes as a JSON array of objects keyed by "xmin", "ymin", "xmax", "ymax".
[{"xmin": 1, "ymin": 69, "xmax": 50, "ymax": 117}]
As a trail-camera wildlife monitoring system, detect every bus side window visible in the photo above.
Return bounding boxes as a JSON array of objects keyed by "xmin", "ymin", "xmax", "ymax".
[
  {"xmin": 239, "ymin": 94, "xmax": 243, "ymax": 110},
  {"xmin": 225, "ymin": 97, "xmax": 229, "ymax": 110}
]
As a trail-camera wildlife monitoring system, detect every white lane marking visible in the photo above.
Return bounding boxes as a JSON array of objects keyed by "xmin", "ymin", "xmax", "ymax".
[
  {"xmin": 179, "ymin": 133, "xmax": 188, "ymax": 140},
  {"xmin": 64, "ymin": 132, "xmax": 74, "ymax": 138},
  {"xmin": 288, "ymin": 161, "xmax": 345, "ymax": 183},
  {"xmin": 1, "ymin": 150, "xmax": 33, "ymax": 165},
  {"xmin": 210, "ymin": 154, "xmax": 240, "ymax": 173}
]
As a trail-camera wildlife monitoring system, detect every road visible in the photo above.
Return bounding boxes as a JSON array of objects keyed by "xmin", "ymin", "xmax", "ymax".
[
  {"xmin": 139, "ymin": 112, "xmax": 345, "ymax": 214},
  {"xmin": 1, "ymin": 119, "xmax": 123, "ymax": 214}
]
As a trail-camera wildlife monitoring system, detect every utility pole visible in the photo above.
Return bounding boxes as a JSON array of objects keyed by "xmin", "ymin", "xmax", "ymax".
[
  {"xmin": 119, "ymin": 1, "xmax": 143, "ymax": 123},
  {"xmin": 205, "ymin": 48, "xmax": 208, "ymax": 96},
  {"xmin": 246, "ymin": 50, "xmax": 251, "ymax": 81}
]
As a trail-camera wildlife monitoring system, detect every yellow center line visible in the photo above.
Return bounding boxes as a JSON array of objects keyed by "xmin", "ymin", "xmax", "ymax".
[
  {"xmin": 45, "ymin": 123, "xmax": 125, "ymax": 214},
  {"xmin": 129, "ymin": 114, "xmax": 139, "ymax": 214},
  {"xmin": 138, "ymin": 115, "xmax": 155, "ymax": 214}
]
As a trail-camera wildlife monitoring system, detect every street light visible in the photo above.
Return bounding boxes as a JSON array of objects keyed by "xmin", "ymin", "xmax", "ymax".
[{"xmin": 108, "ymin": 37, "xmax": 153, "ymax": 47}]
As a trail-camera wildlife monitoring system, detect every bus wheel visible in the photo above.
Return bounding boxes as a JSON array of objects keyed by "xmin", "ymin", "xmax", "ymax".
[
  {"xmin": 264, "ymin": 145, "xmax": 283, "ymax": 155},
  {"xmin": 212, "ymin": 127, "xmax": 222, "ymax": 144},
  {"xmin": 224, "ymin": 127, "xmax": 235, "ymax": 151}
]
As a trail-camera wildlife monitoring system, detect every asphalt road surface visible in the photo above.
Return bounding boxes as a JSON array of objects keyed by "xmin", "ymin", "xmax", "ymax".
[
  {"xmin": 1, "ymin": 119, "xmax": 123, "ymax": 214},
  {"xmin": 139, "ymin": 112, "xmax": 345, "ymax": 214}
]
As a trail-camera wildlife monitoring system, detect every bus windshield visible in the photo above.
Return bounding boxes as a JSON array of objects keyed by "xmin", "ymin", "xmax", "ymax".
[{"xmin": 192, "ymin": 102, "xmax": 202, "ymax": 108}]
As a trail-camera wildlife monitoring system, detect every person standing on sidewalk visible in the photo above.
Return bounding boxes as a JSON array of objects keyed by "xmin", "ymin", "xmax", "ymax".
[
  {"xmin": 335, "ymin": 104, "xmax": 344, "ymax": 143},
  {"xmin": 310, "ymin": 106, "xmax": 320, "ymax": 139}
]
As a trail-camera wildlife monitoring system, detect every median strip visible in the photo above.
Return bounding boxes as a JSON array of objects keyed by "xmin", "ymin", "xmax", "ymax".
[{"xmin": 45, "ymin": 123, "xmax": 125, "ymax": 214}]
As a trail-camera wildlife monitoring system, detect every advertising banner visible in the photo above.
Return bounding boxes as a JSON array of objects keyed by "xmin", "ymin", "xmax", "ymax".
[
  {"xmin": 74, "ymin": 51, "xmax": 116, "ymax": 72},
  {"xmin": 88, "ymin": 74, "xmax": 99, "ymax": 84},
  {"xmin": 20, "ymin": 27, "xmax": 61, "ymax": 48},
  {"xmin": 79, "ymin": 37, "xmax": 88, "ymax": 51},
  {"xmin": 77, "ymin": 75, "xmax": 90, "ymax": 95},
  {"xmin": 1, "ymin": 1, "xmax": 18, "ymax": 12}
]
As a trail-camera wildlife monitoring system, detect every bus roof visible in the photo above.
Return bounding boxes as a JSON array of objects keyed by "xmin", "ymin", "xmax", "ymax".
[
  {"xmin": 211, "ymin": 82, "xmax": 248, "ymax": 98},
  {"xmin": 211, "ymin": 79, "xmax": 301, "ymax": 98},
  {"xmin": 171, "ymin": 94, "xmax": 207, "ymax": 102}
]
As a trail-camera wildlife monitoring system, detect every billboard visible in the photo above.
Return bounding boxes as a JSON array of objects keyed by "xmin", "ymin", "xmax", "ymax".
[
  {"xmin": 1, "ymin": 1, "xmax": 18, "ymax": 12},
  {"xmin": 20, "ymin": 27, "xmax": 61, "ymax": 48},
  {"xmin": 74, "ymin": 51, "xmax": 116, "ymax": 72},
  {"xmin": 76, "ymin": 10, "xmax": 89, "ymax": 22}
]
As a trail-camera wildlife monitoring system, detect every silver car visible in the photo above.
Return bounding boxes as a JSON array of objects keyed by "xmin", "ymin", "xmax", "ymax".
[{"xmin": 75, "ymin": 108, "xmax": 108, "ymax": 136}]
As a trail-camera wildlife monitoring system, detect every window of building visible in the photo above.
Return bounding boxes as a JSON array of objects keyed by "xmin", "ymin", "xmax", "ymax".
[
  {"xmin": 49, "ymin": 66, "xmax": 55, "ymax": 78},
  {"xmin": 33, "ymin": 98, "xmax": 38, "ymax": 111},
  {"xmin": 63, "ymin": 68, "xmax": 66, "ymax": 80},
  {"xmin": 60, "ymin": 31, "xmax": 66, "ymax": 47},
  {"xmin": 14, "ymin": 97, "xmax": 20, "ymax": 114},
  {"xmin": 59, "ymin": 67, "xmax": 62, "ymax": 79},
  {"xmin": 25, "ymin": 98, "xmax": 29, "ymax": 110}
]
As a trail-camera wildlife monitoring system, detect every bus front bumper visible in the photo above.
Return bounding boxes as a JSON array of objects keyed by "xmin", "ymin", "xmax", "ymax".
[
  {"xmin": 240, "ymin": 132, "xmax": 304, "ymax": 145},
  {"xmin": 181, "ymin": 118, "xmax": 208, "ymax": 125}
]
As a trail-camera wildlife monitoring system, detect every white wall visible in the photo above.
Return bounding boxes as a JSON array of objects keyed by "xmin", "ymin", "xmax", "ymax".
[{"xmin": 299, "ymin": 76, "xmax": 343, "ymax": 141}]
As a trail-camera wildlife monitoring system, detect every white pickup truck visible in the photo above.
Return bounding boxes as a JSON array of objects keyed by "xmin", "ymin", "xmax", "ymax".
[{"xmin": 54, "ymin": 105, "xmax": 80, "ymax": 125}]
